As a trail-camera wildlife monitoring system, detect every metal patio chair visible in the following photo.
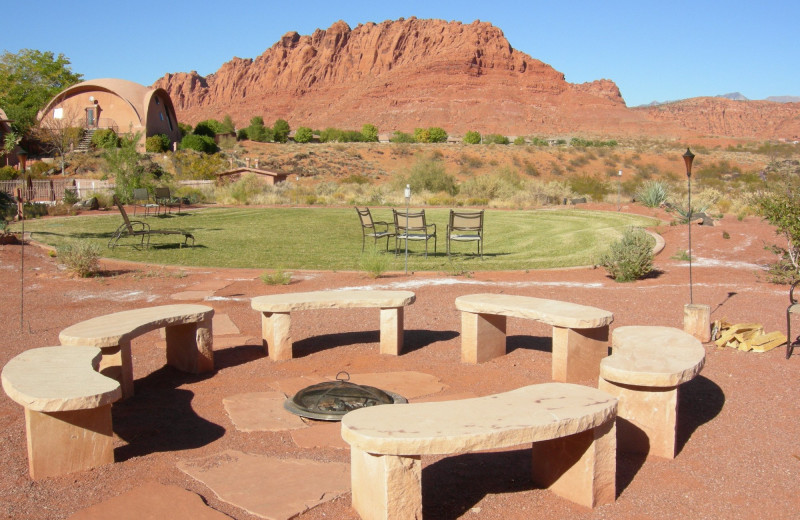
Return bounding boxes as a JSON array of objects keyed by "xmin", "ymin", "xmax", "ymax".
[
  {"xmin": 393, "ymin": 209, "xmax": 437, "ymax": 258},
  {"xmin": 446, "ymin": 209, "xmax": 484, "ymax": 258},
  {"xmin": 355, "ymin": 207, "xmax": 395, "ymax": 252}
]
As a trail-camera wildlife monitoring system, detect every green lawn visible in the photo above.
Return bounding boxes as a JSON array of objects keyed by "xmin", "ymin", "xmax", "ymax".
[{"xmin": 13, "ymin": 207, "xmax": 659, "ymax": 271}]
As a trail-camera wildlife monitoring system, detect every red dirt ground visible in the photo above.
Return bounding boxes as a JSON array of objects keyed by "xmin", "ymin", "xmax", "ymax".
[{"xmin": 0, "ymin": 203, "xmax": 798, "ymax": 520}]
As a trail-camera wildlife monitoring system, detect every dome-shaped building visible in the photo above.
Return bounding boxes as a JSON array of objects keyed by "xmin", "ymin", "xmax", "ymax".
[{"xmin": 38, "ymin": 78, "xmax": 181, "ymax": 150}]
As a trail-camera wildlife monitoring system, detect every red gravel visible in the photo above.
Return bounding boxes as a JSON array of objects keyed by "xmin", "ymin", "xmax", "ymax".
[{"xmin": 0, "ymin": 204, "xmax": 797, "ymax": 520}]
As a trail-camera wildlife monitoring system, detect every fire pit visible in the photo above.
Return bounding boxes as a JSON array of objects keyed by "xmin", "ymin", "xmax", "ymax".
[{"xmin": 284, "ymin": 372, "xmax": 407, "ymax": 421}]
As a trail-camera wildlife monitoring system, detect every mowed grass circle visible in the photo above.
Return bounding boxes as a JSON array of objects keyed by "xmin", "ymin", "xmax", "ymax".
[{"xmin": 18, "ymin": 207, "xmax": 659, "ymax": 271}]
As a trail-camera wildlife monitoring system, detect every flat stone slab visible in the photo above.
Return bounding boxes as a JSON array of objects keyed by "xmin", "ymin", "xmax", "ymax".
[
  {"xmin": 343, "ymin": 371, "xmax": 446, "ymax": 400},
  {"xmin": 601, "ymin": 326, "xmax": 706, "ymax": 387},
  {"xmin": 212, "ymin": 314, "xmax": 241, "ymax": 335},
  {"xmin": 251, "ymin": 290, "xmax": 416, "ymax": 312},
  {"xmin": 212, "ymin": 336, "xmax": 255, "ymax": 349},
  {"xmin": 268, "ymin": 376, "xmax": 329, "ymax": 396},
  {"xmin": 291, "ymin": 421, "xmax": 349, "ymax": 449},
  {"xmin": 2, "ymin": 346, "xmax": 121, "ymax": 412},
  {"xmin": 223, "ymin": 392, "xmax": 306, "ymax": 432},
  {"xmin": 455, "ymin": 293, "xmax": 613, "ymax": 329},
  {"xmin": 171, "ymin": 290, "xmax": 215, "ymax": 301},
  {"xmin": 178, "ymin": 450, "xmax": 350, "ymax": 520},
  {"xmin": 67, "ymin": 481, "xmax": 232, "ymax": 520},
  {"xmin": 187, "ymin": 279, "xmax": 234, "ymax": 291}
]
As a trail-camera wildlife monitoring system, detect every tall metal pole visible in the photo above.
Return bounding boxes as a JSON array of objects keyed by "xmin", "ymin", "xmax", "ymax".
[
  {"xmin": 404, "ymin": 184, "xmax": 410, "ymax": 275},
  {"xmin": 617, "ymin": 170, "xmax": 622, "ymax": 211},
  {"xmin": 683, "ymin": 148, "xmax": 695, "ymax": 305}
]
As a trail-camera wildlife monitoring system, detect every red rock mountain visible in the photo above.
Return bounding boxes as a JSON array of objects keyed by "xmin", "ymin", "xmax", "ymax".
[{"xmin": 154, "ymin": 18, "xmax": 800, "ymax": 140}]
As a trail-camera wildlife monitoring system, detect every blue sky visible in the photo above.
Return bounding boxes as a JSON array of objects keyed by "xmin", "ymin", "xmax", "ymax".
[{"xmin": 5, "ymin": 0, "xmax": 797, "ymax": 107}]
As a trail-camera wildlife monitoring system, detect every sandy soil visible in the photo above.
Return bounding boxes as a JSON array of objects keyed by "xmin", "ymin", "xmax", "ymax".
[{"xmin": 0, "ymin": 204, "xmax": 798, "ymax": 520}]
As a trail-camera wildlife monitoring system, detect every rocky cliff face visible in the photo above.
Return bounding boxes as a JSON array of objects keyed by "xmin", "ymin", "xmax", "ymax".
[{"xmin": 154, "ymin": 18, "xmax": 800, "ymax": 140}]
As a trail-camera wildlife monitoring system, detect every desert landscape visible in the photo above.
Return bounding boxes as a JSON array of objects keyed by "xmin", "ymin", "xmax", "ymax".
[{"xmin": 0, "ymin": 202, "xmax": 798, "ymax": 520}]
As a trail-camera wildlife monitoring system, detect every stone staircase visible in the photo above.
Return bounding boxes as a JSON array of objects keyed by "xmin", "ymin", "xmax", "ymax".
[{"xmin": 76, "ymin": 129, "xmax": 96, "ymax": 152}]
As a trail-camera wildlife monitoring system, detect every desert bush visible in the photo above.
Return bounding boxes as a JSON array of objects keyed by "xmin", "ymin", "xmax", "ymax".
[
  {"xmin": 56, "ymin": 241, "xmax": 101, "ymax": 278},
  {"xmin": 216, "ymin": 173, "xmax": 266, "ymax": 204},
  {"xmin": 483, "ymin": 134, "xmax": 509, "ymax": 145},
  {"xmin": 193, "ymin": 119, "xmax": 226, "ymax": 138},
  {"xmin": 569, "ymin": 175, "xmax": 610, "ymax": 201},
  {"xmin": 405, "ymin": 157, "xmax": 457, "ymax": 195},
  {"xmin": 598, "ymin": 227, "xmax": 654, "ymax": 282},
  {"xmin": 757, "ymin": 165, "xmax": 800, "ymax": 282},
  {"xmin": 145, "ymin": 134, "xmax": 170, "ymax": 153},
  {"xmin": 359, "ymin": 244, "xmax": 390, "ymax": 278},
  {"xmin": 463, "ymin": 131, "xmax": 481, "ymax": 144},
  {"xmin": 636, "ymin": 180, "xmax": 669, "ymax": 207},
  {"xmin": 91, "ymin": 129, "xmax": 119, "ymax": 149},
  {"xmin": 260, "ymin": 269, "xmax": 292, "ymax": 285},
  {"xmin": 171, "ymin": 150, "xmax": 225, "ymax": 180},
  {"xmin": 361, "ymin": 124, "xmax": 379, "ymax": 142},
  {"xmin": 179, "ymin": 134, "xmax": 218, "ymax": 154},
  {"xmin": 0, "ymin": 165, "xmax": 19, "ymax": 180},
  {"xmin": 514, "ymin": 136, "xmax": 526, "ymax": 145},
  {"xmin": 390, "ymin": 131, "xmax": 415, "ymax": 143}
]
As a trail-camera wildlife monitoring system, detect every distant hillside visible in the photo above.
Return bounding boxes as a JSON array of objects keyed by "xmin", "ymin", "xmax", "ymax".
[{"xmin": 154, "ymin": 18, "xmax": 800, "ymax": 140}]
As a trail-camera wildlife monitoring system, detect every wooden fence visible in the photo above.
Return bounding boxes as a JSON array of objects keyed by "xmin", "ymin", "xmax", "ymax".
[{"xmin": 0, "ymin": 179, "xmax": 214, "ymax": 202}]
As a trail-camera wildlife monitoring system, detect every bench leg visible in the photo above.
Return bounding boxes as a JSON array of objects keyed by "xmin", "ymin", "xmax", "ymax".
[
  {"xmin": 552, "ymin": 325, "xmax": 609, "ymax": 383},
  {"xmin": 531, "ymin": 419, "xmax": 616, "ymax": 508},
  {"xmin": 165, "ymin": 318, "xmax": 215, "ymax": 374},
  {"xmin": 350, "ymin": 447, "xmax": 422, "ymax": 520},
  {"xmin": 460, "ymin": 311, "xmax": 507, "ymax": 363},
  {"xmin": 96, "ymin": 340, "xmax": 135, "ymax": 399},
  {"xmin": 24, "ymin": 405, "xmax": 114, "ymax": 480},
  {"xmin": 598, "ymin": 378, "xmax": 679, "ymax": 459},
  {"xmin": 261, "ymin": 311, "xmax": 293, "ymax": 361},
  {"xmin": 379, "ymin": 307, "xmax": 404, "ymax": 355}
]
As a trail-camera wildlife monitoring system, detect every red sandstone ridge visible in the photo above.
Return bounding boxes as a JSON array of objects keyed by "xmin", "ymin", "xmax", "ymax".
[{"xmin": 154, "ymin": 18, "xmax": 800, "ymax": 140}]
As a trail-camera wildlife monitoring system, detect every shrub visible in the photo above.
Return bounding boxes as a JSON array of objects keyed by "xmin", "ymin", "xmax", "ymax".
[
  {"xmin": 406, "ymin": 157, "xmax": 458, "ymax": 195},
  {"xmin": 427, "ymin": 127, "xmax": 448, "ymax": 143},
  {"xmin": 390, "ymin": 131, "xmax": 415, "ymax": 143},
  {"xmin": 514, "ymin": 136, "xmax": 527, "ymax": 146},
  {"xmin": 294, "ymin": 126, "xmax": 313, "ymax": 143},
  {"xmin": 91, "ymin": 129, "xmax": 119, "ymax": 149},
  {"xmin": 193, "ymin": 119, "xmax": 226, "ymax": 137},
  {"xmin": 598, "ymin": 227, "xmax": 654, "ymax": 282},
  {"xmin": 179, "ymin": 134, "xmax": 218, "ymax": 154},
  {"xmin": 757, "ymin": 165, "xmax": 800, "ymax": 282},
  {"xmin": 273, "ymin": 119, "xmax": 290, "ymax": 143},
  {"xmin": 463, "ymin": 131, "xmax": 481, "ymax": 144},
  {"xmin": 361, "ymin": 124, "xmax": 379, "ymax": 142},
  {"xmin": 145, "ymin": 134, "xmax": 170, "ymax": 153},
  {"xmin": 261, "ymin": 269, "xmax": 292, "ymax": 285},
  {"xmin": 483, "ymin": 134, "xmax": 509, "ymax": 145},
  {"xmin": 0, "ymin": 165, "xmax": 19, "ymax": 180},
  {"xmin": 178, "ymin": 122, "xmax": 192, "ymax": 137},
  {"xmin": 636, "ymin": 180, "xmax": 669, "ymax": 207},
  {"xmin": 245, "ymin": 116, "xmax": 273, "ymax": 142},
  {"xmin": 56, "ymin": 241, "xmax": 101, "ymax": 278},
  {"xmin": 359, "ymin": 244, "xmax": 390, "ymax": 278},
  {"xmin": 569, "ymin": 175, "xmax": 610, "ymax": 201}
]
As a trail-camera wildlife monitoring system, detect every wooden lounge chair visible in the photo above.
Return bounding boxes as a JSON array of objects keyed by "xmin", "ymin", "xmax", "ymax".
[
  {"xmin": 154, "ymin": 186, "xmax": 182, "ymax": 215},
  {"xmin": 446, "ymin": 209, "xmax": 484, "ymax": 258},
  {"xmin": 393, "ymin": 209, "xmax": 436, "ymax": 257},
  {"xmin": 108, "ymin": 195, "xmax": 194, "ymax": 249},
  {"xmin": 355, "ymin": 207, "xmax": 395, "ymax": 252}
]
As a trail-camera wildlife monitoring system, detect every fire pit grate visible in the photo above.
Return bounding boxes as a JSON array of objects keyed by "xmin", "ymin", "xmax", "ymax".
[{"xmin": 284, "ymin": 372, "xmax": 407, "ymax": 421}]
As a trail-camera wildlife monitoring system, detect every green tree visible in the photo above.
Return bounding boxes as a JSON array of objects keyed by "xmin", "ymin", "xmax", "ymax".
[
  {"xmin": 758, "ymin": 162, "xmax": 800, "ymax": 283},
  {"xmin": 294, "ymin": 126, "xmax": 313, "ymax": 143},
  {"xmin": 3, "ymin": 131, "xmax": 21, "ymax": 166},
  {"xmin": 361, "ymin": 124, "xmax": 379, "ymax": 142},
  {"xmin": 106, "ymin": 133, "xmax": 149, "ymax": 202},
  {"xmin": 221, "ymin": 115, "xmax": 236, "ymax": 134},
  {"xmin": 246, "ymin": 116, "xmax": 272, "ymax": 142},
  {"xmin": 413, "ymin": 128, "xmax": 430, "ymax": 143},
  {"xmin": 273, "ymin": 119, "xmax": 290, "ymax": 143},
  {"xmin": 428, "ymin": 127, "xmax": 448, "ymax": 143},
  {"xmin": 0, "ymin": 49, "xmax": 83, "ymax": 133},
  {"xmin": 193, "ymin": 119, "xmax": 225, "ymax": 137},
  {"xmin": 463, "ymin": 131, "xmax": 481, "ymax": 144}
]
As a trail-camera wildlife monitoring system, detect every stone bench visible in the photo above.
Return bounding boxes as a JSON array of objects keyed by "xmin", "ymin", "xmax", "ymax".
[
  {"xmin": 1, "ymin": 346, "xmax": 122, "ymax": 479},
  {"xmin": 251, "ymin": 290, "xmax": 416, "ymax": 361},
  {"xmin": 455, "ymin": 293, "xmax": 614, "ymax": 382},
  {"xmin": 341, "ymin": 382, "xmax": 617, "ymax": 519},
  {"xmin": 59, "ymin": 304, "xmax": 215, "ymax": 399},
  {"xmin": 598, "ymin": 325, "xmax": 706, "ymax": 458}
]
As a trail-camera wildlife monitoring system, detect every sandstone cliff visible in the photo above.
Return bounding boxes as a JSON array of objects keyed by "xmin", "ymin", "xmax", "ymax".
[{"xmin": 154, "ymin": 18, "xmax": 800, "ymax": 140}]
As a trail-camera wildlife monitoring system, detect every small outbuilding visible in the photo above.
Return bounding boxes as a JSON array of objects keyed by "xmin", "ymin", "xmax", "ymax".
[
  {"xmin": 216, "ymin": 167, "xmax": 288, "ymax": 185},
  {"xmin": 37, "ymin": 78, "xmax": 181, "ymax": 150}
]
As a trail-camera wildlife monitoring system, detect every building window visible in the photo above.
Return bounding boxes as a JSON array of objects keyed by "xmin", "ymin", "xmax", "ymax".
[{"xmin": 53, "ymin": 108, "xmax": 63, "ymax": 119}]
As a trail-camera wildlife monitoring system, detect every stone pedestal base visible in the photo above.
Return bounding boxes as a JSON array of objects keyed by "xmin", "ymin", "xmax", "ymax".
[
  {"xmin": 552, "ymin": 325, "xmax": 609, "ymax": 383},
  {"xmin": 379, "ymin": 307, "xmax": 404, "ymax": 355},
  {"xmin": 262, "ymin": 311, "xmax": 293, "ymax": 360},
  {"xmin": 25, "ymin": 405, "xmax": 114, "ymax": 479},
  {"xmin": 684, "ymin": 303, "xmax": 711, "ymax": 342},
  {"xmin": 598, "ymin": 378, "xmax": 679, "ymax": 459},
  {"xmin": 460, "ymin": 312, "xmax": 507, "ymax": 363},
  {"xmin": 350, "ymin": 448, "xmax": 421, "ymax": 520}
]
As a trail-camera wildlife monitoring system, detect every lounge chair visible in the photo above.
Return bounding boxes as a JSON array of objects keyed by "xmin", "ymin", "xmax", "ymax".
[
  {"xmin": 108, "ymin": 195, "xmax": 194, "ymax": 249},
  {"xmin": 355, "ymin": 207, "xmax": 395, "ymax": 252}
]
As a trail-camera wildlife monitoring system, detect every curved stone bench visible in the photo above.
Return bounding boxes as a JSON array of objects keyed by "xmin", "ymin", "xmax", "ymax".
[
  {"xmin": 251, "ymin": 290, "xmax": 416, "ymax": 361},
  {"xmin": 59, "ymin": 304, "xmax": 214, "ymax": 399},
  {"xmin": 1, "ymin": 346, "xmax": 122, "ymax": 479},
  {"xmin": 455, "ymin": 293, "xmax": 614, "ymax": 382},
  {"xmin": 598, "ymin": 325, "xmax": 705, "ymax": 459},
  {"xmin": 341, "ymin": 382, "xmax": 617, "ymax": 519}
]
